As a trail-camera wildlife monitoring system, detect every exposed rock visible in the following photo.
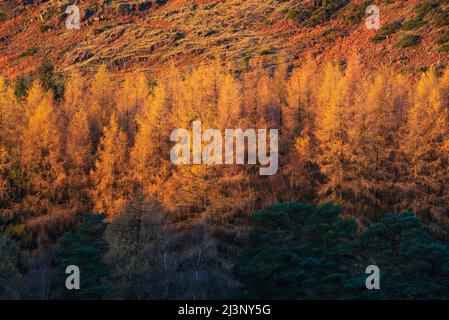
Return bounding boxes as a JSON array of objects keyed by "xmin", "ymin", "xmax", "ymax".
[
  {"xmin": 70, "ymin": 49, "xmax": 94, "ymax": 64},
  {"xmin": 203, "ymin": 2, "xmax": 218, "ymax": 10},
  {"xmin": 204, "ymin": 30, "xmax": 218, "ymax": 37}
]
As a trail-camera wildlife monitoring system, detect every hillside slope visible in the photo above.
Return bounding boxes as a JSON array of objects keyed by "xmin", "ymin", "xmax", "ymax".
[{"xmin": 1, "ymin": 0, "xmax": 449, "ymax": 79}]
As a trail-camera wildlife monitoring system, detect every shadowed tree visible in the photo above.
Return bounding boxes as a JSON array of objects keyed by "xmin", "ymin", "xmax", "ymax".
[
  {"xmin": 55, "ymin": 213, "xmax": 111, "ymax": 299},
  {"xmin": 236, "ymin": 202, "xmax": 357, "ymax": 299}
]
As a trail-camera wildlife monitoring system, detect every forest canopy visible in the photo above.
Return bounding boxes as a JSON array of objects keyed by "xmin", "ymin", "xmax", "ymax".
[{"xmin": 0, "ymin": 55, "xmax": 448, "ymax": 299}]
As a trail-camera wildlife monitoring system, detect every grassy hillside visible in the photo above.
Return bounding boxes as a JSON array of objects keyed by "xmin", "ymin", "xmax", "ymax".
[{"xmin": 1, "ymin": 0, "xmax": 449, "ymax": 79}]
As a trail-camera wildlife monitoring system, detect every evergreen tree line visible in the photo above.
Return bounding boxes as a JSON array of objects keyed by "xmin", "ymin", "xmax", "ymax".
[
  {"xmin": 0, "ymin": 56, "xmax": 448, "ymax": 298},
  {"xmin": 2, "ymin": 203, "xmax": 449, "ymax": 299}
]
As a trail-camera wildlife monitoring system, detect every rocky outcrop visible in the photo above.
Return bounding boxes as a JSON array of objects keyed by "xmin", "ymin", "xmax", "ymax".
[
  {"xmin": 115, "ymin": 1, "xmax": 152, "ymax": 15},
  {"xmin": 68, "ymin": 49, "xmax": 94, "ymax": 64}
]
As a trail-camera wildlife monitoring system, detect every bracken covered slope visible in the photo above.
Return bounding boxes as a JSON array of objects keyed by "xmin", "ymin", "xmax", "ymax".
[{"xmin": 1, "ymin": 0, "xmax": 449, "ymax": 79}]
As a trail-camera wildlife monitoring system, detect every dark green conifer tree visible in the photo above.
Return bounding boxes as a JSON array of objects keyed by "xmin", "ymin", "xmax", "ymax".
[
  {"xmin": 347, "ymin": 213, "xmax": 449, "ymax": 299},
  {"xmin": 235, "ymin": 202, "xmax": 358, "ymax": 299},
  {"xmin": 55, "ymin": 213, "xmax": 111, "ymax": 299}
]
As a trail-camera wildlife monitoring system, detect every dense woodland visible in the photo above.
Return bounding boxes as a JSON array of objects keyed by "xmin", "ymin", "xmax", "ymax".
[{"xmin": 1, "ymin": 55, "xmax": 449, "ymax": 299}]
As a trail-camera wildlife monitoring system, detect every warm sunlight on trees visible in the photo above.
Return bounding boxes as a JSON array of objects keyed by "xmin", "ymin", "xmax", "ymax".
[
  {"xmin": 91, "ymin": 114, "xmax": 129, "ymax": 218},
  {"xmin": 402, "ymin": 70, "xmax": 449, "ymax": 238},
  {"xmin": 0, "ymin": 58, "xmax": 447, "ymax": 248}
]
